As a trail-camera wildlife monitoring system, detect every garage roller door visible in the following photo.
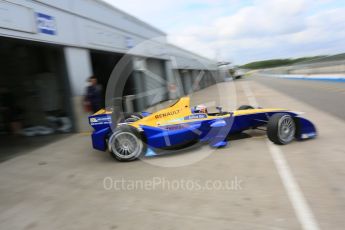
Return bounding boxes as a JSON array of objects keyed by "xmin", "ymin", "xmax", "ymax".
[{"xmin": 144, "ymin": 58, "xmax": 168, "ymax": 106}]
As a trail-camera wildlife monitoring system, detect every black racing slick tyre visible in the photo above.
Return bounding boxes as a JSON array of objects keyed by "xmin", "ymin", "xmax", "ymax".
[
  {"xmin": 121, "ymin": 113, "xmax": 143, "ymax": 123},
  {"xmin": 108, "ymin": 125, "xmax": 146, "ymax": 162},
  {"xmin": 267, "ymin": 113, "xmax": 296, "ymax": 145},
  {"xmin": 237, "ymin": 105, "xmax": 255, "ymax": 110}
]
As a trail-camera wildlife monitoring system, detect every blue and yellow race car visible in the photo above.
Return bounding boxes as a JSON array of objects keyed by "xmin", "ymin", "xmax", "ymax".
[{"xmin": 89, "ymin": 97, "xmax": 317, "ymax": 161}]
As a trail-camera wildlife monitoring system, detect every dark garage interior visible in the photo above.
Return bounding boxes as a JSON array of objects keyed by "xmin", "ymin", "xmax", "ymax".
[{"xmin": 0, "ymin": 37, "xmax": 73, "ymax": 161}]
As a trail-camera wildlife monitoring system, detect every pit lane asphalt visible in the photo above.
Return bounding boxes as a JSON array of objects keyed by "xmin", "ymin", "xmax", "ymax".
[
  {"xmin": 252, "ymin": 75, "xmax": 345, "ymax": 121},
  {"xmin": 0, "ymin": 78, "xmax": 344, "ymax": 230}
]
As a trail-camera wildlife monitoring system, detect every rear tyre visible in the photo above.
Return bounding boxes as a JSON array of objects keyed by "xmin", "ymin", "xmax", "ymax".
[
  {"xmin": 238, "ymin": 105, "xmax": 254, "ymax": 110},
  {"xmin": 267, "ymin": 113, "xmax": 296, "ymax": 145},
  {"xmin": 108, "ymin": 125, "xmax": 146, "ymax": 162}
]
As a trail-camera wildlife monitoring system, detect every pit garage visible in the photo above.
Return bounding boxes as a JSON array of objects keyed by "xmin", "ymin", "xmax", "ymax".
[
  {"xmin": 0, "ymin": 37, "xmax": 73, "ymax": 160},
  {"xmin": 90, "ymin": 50, "xmax": 124, "ymax": 108},
  {"xmin": 0, "ymin": 0, "xmax": 220, "ymax": 161},
  {"xmin": 90, "ymin": 51, "xmax": 168, "ymax": 112},
  {"xmin": 90, "ymin": 50, "xmax": 143, "ymax": 112},
  {"xmin": 144, "ymin": 58, "xmax": 168, "ymax": 106},
  {"xmin": 178, "ymin": 69, "xmax": 217, "ymax": 95}
]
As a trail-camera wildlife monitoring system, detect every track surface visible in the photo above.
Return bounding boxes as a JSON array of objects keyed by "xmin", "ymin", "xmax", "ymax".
[
  {"xmin": 253, "ymin": 76, "xmax": 345, "ymax": 121},
  {"xmin": 0, "ymin": 78, "xmax": 344, "ymax": 230}
]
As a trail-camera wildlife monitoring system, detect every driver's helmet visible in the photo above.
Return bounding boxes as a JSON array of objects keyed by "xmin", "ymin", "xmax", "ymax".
[{"xmin": 193, "ymin": 104, "xmax": 208, "ymax": 114}]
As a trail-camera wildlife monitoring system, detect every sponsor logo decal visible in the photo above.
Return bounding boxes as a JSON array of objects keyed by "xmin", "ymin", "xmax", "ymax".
[
  {"xmin": 184, "ymin": 114, "xmax": 207, "ymax": 120},
  {"xmin": 90, "ymin": 116, "xmax": 111, "ymax": 125},
  {"xmin": 163, "ymin": 124, "xmax": 184, "ymax": 130},
  {"xmin": 155, "ymin": 109, "xmax": 181, "ymax": 119},
  {"xmin": 159, "ymin": 118, "xmax": 184, "ymax": 125},
  {"xmin": 90, "ymin": 118, "xmax": 97, "ymax": 123}
]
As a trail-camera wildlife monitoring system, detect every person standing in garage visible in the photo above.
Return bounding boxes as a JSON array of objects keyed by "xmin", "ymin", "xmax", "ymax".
[
  {"xmin": 0, "ymin": 87, "xmax": 23, "ymax": 135},
  {"xmin": 84, "ymin": 76, "xmax": 103, "ymax": 113}
]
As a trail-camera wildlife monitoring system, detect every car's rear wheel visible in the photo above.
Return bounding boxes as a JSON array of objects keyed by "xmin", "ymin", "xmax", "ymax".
[
  {"xmin": 267, "ymin": 113, "xmax": 296, "ymax": 145},
  {"xmin": 108, "ymin": 125, "xmax": 146, "ymax": 161},
  {"xmin": 237, "ymin": 105, "xmax": 254, "ymax": 110}
]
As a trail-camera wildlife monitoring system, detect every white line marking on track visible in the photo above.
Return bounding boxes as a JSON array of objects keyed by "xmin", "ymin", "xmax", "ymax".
[
  {"xmin": 240, "ymin": 81, "xmax": 321, "ymax": 230},
  {"xmin": 267, "ymin": 142, "xmax": 320, "ymax": 230}
]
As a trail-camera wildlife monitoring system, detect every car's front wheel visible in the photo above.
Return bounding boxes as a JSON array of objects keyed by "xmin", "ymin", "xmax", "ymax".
[
  {"xmin": 267, "ymin": 113, "xmax": 296, "ymax": 145},
  {"xmin": 108, "ymin": 125, "xmax": 146, "ymax": 161}
]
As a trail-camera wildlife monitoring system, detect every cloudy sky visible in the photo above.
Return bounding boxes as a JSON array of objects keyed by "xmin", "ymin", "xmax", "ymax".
[{"xmin": 103, "ymin": 0, "xmax": 345, "ymax": 64}]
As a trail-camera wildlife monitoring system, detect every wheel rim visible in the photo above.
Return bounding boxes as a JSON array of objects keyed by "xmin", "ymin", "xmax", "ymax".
[
  {"xmin": 278, "ymin": 115, "xmax": 295, "ymax": 143},
  {"xmin": 110, "ymin": 131, "xmax": 143, "ymax": 159}
]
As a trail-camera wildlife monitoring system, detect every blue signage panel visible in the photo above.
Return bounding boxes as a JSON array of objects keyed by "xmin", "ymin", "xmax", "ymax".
[
  {"xmin": 36, "ymin": 12, "xmax": 57, "ymax": 35},
  {"xmin": 125, "ymin": 36, "xmax": 134, "ymax": 49}
]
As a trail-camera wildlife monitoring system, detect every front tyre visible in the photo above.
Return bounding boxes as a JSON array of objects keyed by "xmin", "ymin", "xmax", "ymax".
[
  {"xmin": 267, "ymin": 113, "xmax": 296, "ymax": 145},
  {"xmin": 108, "ymin": 125, "xmax": 146, "ymax": 162}
]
